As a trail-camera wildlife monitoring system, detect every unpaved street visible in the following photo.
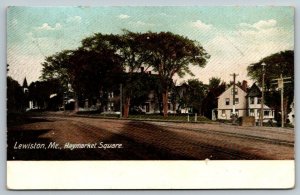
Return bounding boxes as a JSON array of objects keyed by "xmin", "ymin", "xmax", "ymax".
[{"xmin": 7, "ymin": 115, "xmax": 294, "ymax": 160}]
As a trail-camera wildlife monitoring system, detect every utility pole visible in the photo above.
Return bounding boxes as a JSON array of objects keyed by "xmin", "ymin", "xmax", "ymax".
[
  {"xmin": 260, "ymin": 62, "xmax": 266, "ymax": 126},
  {"xmin": 230, "ymin": 73, "xmax": 238, "ymax": 124},
  {"xmin": 272, "ymin": 74, "xmax": 291, "ymax": 127},
  {"xmin": 120, "ymin": 83, "xmax": 123, "ymax": 118}
]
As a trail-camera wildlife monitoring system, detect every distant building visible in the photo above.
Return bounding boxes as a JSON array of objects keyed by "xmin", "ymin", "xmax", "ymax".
[
  {"xmin": 22, "ymin": 77, "xmax": 28, "ymax": 93},
  {"xmin": 216, "ymin": 83, "xmax": 275, "ymax": 122},
  {"xmin": 80, "ymin": 68, "xmax": 178, "ymax": 114},
  {"xmin": 288, "ymin": 97, "xmax": 295, "ymax": 126}
]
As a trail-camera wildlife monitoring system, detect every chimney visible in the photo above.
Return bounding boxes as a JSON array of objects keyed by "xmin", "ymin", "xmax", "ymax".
[
  {"xmin": 148, "ymin": 71, "xmax": 151, "ymax": 75},
  {"xmin": 242, "ymin": 80, "xmax": 248, "ymax": 91}
]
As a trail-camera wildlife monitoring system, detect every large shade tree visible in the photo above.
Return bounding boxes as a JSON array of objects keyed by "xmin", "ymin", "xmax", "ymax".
[
  {"xmin": 79, "ymin": 31, "xmax": 149, "ymax": 117},
  {"xmin": 202, "ymin": 77, "xmax": 226, "ymax": 119},
  {"xmin": 40, "ymin": 50, "xmax": 74, "ymax": 91},
  {"xmin": 67, "ymin": 47, "xmax": 123, "ymax": 111},
  {"xmin": 140, "ymin": 32, "xmax": 210, "ymax": 118},
  {"xmin": 247, "ymin": 50, "xmax": 294, "ymax": 124},
  {"xmin": 114, "ymin": 31, "xmax": 151, "ymax": 117}
]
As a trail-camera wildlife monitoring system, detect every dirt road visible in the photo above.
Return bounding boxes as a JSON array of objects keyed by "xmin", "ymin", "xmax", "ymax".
[{"xmin": 7, "ymin": 115, "xmax": 294, "ymax": 160}]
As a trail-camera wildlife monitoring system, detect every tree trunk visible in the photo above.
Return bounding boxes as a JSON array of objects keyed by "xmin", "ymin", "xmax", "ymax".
[
  {"xmin": 172, "ymin": 102, "xmax": 176, "ymax": 113},
  {"xmin": 74, "ymin": 97, "xmax": 79, "ymax": 113},
  {"xmin": 123, "ymin": 97, "xmax": 130, "ymax": 118},
  {"xmin": 162, "ymin": 90, "xmax": 168, "ymax": 118}
]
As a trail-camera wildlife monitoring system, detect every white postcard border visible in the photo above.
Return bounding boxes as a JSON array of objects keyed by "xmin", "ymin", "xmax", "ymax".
[{"xmin": 7, "ymin": 160, "xmax": 295, "ymax": 189}]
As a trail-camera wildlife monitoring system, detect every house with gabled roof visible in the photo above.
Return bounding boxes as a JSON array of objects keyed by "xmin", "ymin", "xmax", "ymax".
[
  {"xmin": 216, "ymin": 83, "xmax": 275, "ymax": 123},
  {"xmin": 246, "ymin": 83, "xmax": 275, "ymax": 122},
  {"xmin": 217, "ymin": 85, "xmax": 247, "ymax": 120}
]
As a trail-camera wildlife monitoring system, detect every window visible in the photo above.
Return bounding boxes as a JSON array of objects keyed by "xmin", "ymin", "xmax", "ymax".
[
  {"xmin": 257, "ymin": 109, "xmax": 261, "ymax": 117},
  {"xmin": 231, "ymin": 88, "xmax": 238, "ymax": 95},
  {"xmin": 250, "ymin": 109, "xmax": 254, "ymax": 116},
  {"xmin": 225, "ymin": 98, "xmax": 230, "ymax": 105},
  {"xmin": 108, "ymin": 92, "xmax": 114, "ymax": 98},
  {"xmin": 231, "ymin": 109, "xmax": 239, "ymax": 116},
  {"xmin": 222, "ymin": 110, "xmax": 225, "ymax": 114},
  {"xmin": 257, "ymin": 98, "xmax": 261, "ymax": 104},
  {"xmin": 250, "ymin": 97, "xmax": 254, "ymax": 104},
  {"xmin": 234, "ymin": 98, "xmax": 239, "ymax": 104},
  {"xmin": 264, "ymin": 110, "xmax": 270, "ymax": 116}
]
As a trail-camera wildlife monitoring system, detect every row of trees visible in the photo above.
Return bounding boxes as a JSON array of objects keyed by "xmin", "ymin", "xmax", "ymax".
[{"xmin": 41, "ymin": 30, "xmax": 210, "ymax": 118}]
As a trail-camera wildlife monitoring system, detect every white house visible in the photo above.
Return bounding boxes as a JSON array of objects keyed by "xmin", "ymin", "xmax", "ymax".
[
  {"xmin": 216, "ymin": 83, "xmax": 275, "ymax": 122},
  {"xmin": 217, "ymin": 85, "xmax": 247, "ymax": 120},
  {"xmin": 288, "ymin": 97, "xmax": 295, "ymax": 126},
  {"xmin": 246, "ymin": 83, "xmax": 275, "ymax": 122}
]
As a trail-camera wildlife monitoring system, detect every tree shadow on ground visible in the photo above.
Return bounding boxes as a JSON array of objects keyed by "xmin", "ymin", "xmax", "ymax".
[{"xmin": 7, "ymin": 119, "xmax": 265, "ymax": 160}]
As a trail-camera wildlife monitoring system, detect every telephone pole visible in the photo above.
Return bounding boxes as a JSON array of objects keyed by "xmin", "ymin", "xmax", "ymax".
[
  {"xmin": 230, "ymin": 73, "xmax": 238, "ymax": 124},
  {"xmin": 260, "ymin": 62, "xmax": 266, "ymax": 126},
  {"xmin": 272, "ymin": 74, "xmax": 291, "ymax": 127},
  {"xmin": 120, "ymin": 83, "xmax": 123, "ymax": 118}
]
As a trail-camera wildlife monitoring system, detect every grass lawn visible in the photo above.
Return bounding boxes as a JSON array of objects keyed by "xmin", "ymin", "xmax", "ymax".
[{"xmin": 76, "ymin": 111, "xmax": 211, "ymax": 122}]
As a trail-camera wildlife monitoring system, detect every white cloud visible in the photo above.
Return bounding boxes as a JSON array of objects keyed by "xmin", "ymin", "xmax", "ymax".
[
  {"xmin": 191, "ymin": 20, "xmax": 213, "ymax": 30},
  {"xmin": 240, "ymin": 19, "xmax": 277, "ymax": 30},
  {"xmin": 36, "ymin": 23, "xmax": 62, "ymax": 31},
  {"xmin": 118, "ymin": 14, "xmax": 130, "ymax": 19},
  {"xmin": 67, "ymin": 16, "xmax": 82, "ymax": 23},
  {"xmin": 183, "ymin": 19, "xmax": 293, "ymax": 84}
]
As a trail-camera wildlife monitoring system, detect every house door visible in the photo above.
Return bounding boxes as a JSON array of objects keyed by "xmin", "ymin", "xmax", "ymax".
[{"xmin": 146, "ymin": 103, "xmax": 150, "ymax": 113}]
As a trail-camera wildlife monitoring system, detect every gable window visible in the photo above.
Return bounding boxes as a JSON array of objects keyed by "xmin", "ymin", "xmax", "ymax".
[
  {"xmin": 231, "ymin": 88, "xmax": 238, "ymax": 95},
  {"xmin": 225, "ymin": 98, "xmax": 230, "ymax": 105},
  {"xmin": 257, "ymin": 98, "xmax": 261, "ymax": 104},
  {"xmin": 250, "ymin": 97, "xmax": 254, "ymax": 104}
]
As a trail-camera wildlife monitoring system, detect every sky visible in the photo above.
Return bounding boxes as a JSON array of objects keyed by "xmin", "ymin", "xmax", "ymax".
[{"xmin": 7, "ymin": 6, "xmax": 294, "ymax": 86}]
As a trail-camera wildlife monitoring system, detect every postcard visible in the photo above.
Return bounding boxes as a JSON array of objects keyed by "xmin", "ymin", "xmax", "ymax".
[{"xmin": 6, "ymin": 6, "xmax": 294, "ymax": 189}]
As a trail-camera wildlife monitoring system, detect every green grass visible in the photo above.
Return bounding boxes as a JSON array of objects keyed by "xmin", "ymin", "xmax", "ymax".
[
  {"xmin": 76, "ymin": 111, "xmax": 211, "ymax": 122},
  {"xmin": 127, "ymin": 114, "xmax": 210, "ymax": 122}
]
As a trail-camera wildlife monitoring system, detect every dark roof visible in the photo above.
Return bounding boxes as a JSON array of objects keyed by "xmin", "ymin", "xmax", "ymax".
[
  {"xmin": 22, "ymin": 77, "xmax": 28, "ymax": 88},
  {"xmin": 247, "ymin": 83, "xmax": 262, "ymax": 97}
]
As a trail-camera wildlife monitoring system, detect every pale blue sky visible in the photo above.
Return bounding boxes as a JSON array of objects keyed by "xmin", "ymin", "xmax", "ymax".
[{"xmin": 7, "ymin": 6, "xmax": 294, "ymax": 85}]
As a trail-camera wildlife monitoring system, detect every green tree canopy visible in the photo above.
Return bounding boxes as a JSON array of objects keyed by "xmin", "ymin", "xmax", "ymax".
[
  {"xmin": 139, "ymin": 31, "xmax": 210, "ymax": 117},
  {"xmin": 247, "ymin": 50, "xmax": 294, "ymax": 125},
  {"xmin": 247, "ymin": 50, "xmax": 294, "ymax": 91}
]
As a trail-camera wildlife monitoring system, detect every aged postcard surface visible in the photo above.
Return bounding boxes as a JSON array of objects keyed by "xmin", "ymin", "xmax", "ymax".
[{"xmin": 6, "ymin": 6, "xmax": 294, "ymax": 189}]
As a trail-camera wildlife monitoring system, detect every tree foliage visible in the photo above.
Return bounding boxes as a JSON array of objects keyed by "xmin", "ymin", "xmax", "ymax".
[
  {"xmin": 139, "ymin": 31, "xmax": 210, "ymax": 117},
  {"xmin": 28, "ymin": 79, "xmax": 63, "ymax": 110},
  {"xmin": 247, "ymin": 50, "xmax": 294, "ymax": 124},
  {"xmin": 40, "ymin": 50, "xmax": 74, "ymax": 91},
  {"xmin": 247, "ymin": 50, "xmax": 294, "ymax": 91},
  {"xmin": 40, "ymin": 31, "xmax": 209, "ymax": 117},
  {"xmin": 7, "ymin": 76, "xmax": 27, "ymax": 112},
  {"xmin": 180, "ymin": 79, "xmax": 207, "ymax": 114},
  {"xmin": 202, "ymin": 78, "xmax": 226, "ymax": 119}
]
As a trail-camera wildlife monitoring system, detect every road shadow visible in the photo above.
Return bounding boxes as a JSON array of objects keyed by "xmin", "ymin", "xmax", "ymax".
[
  {"xmin": 7, "ymin": 113, "xmax": 53, "ymax": 127},
  {"xmin": 7, "ymin": 118, "xmax": 266, "ymax": 160},
  {"xmin": 109, "ymin": 121, "xmax": 265, "ymax": 160}
]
